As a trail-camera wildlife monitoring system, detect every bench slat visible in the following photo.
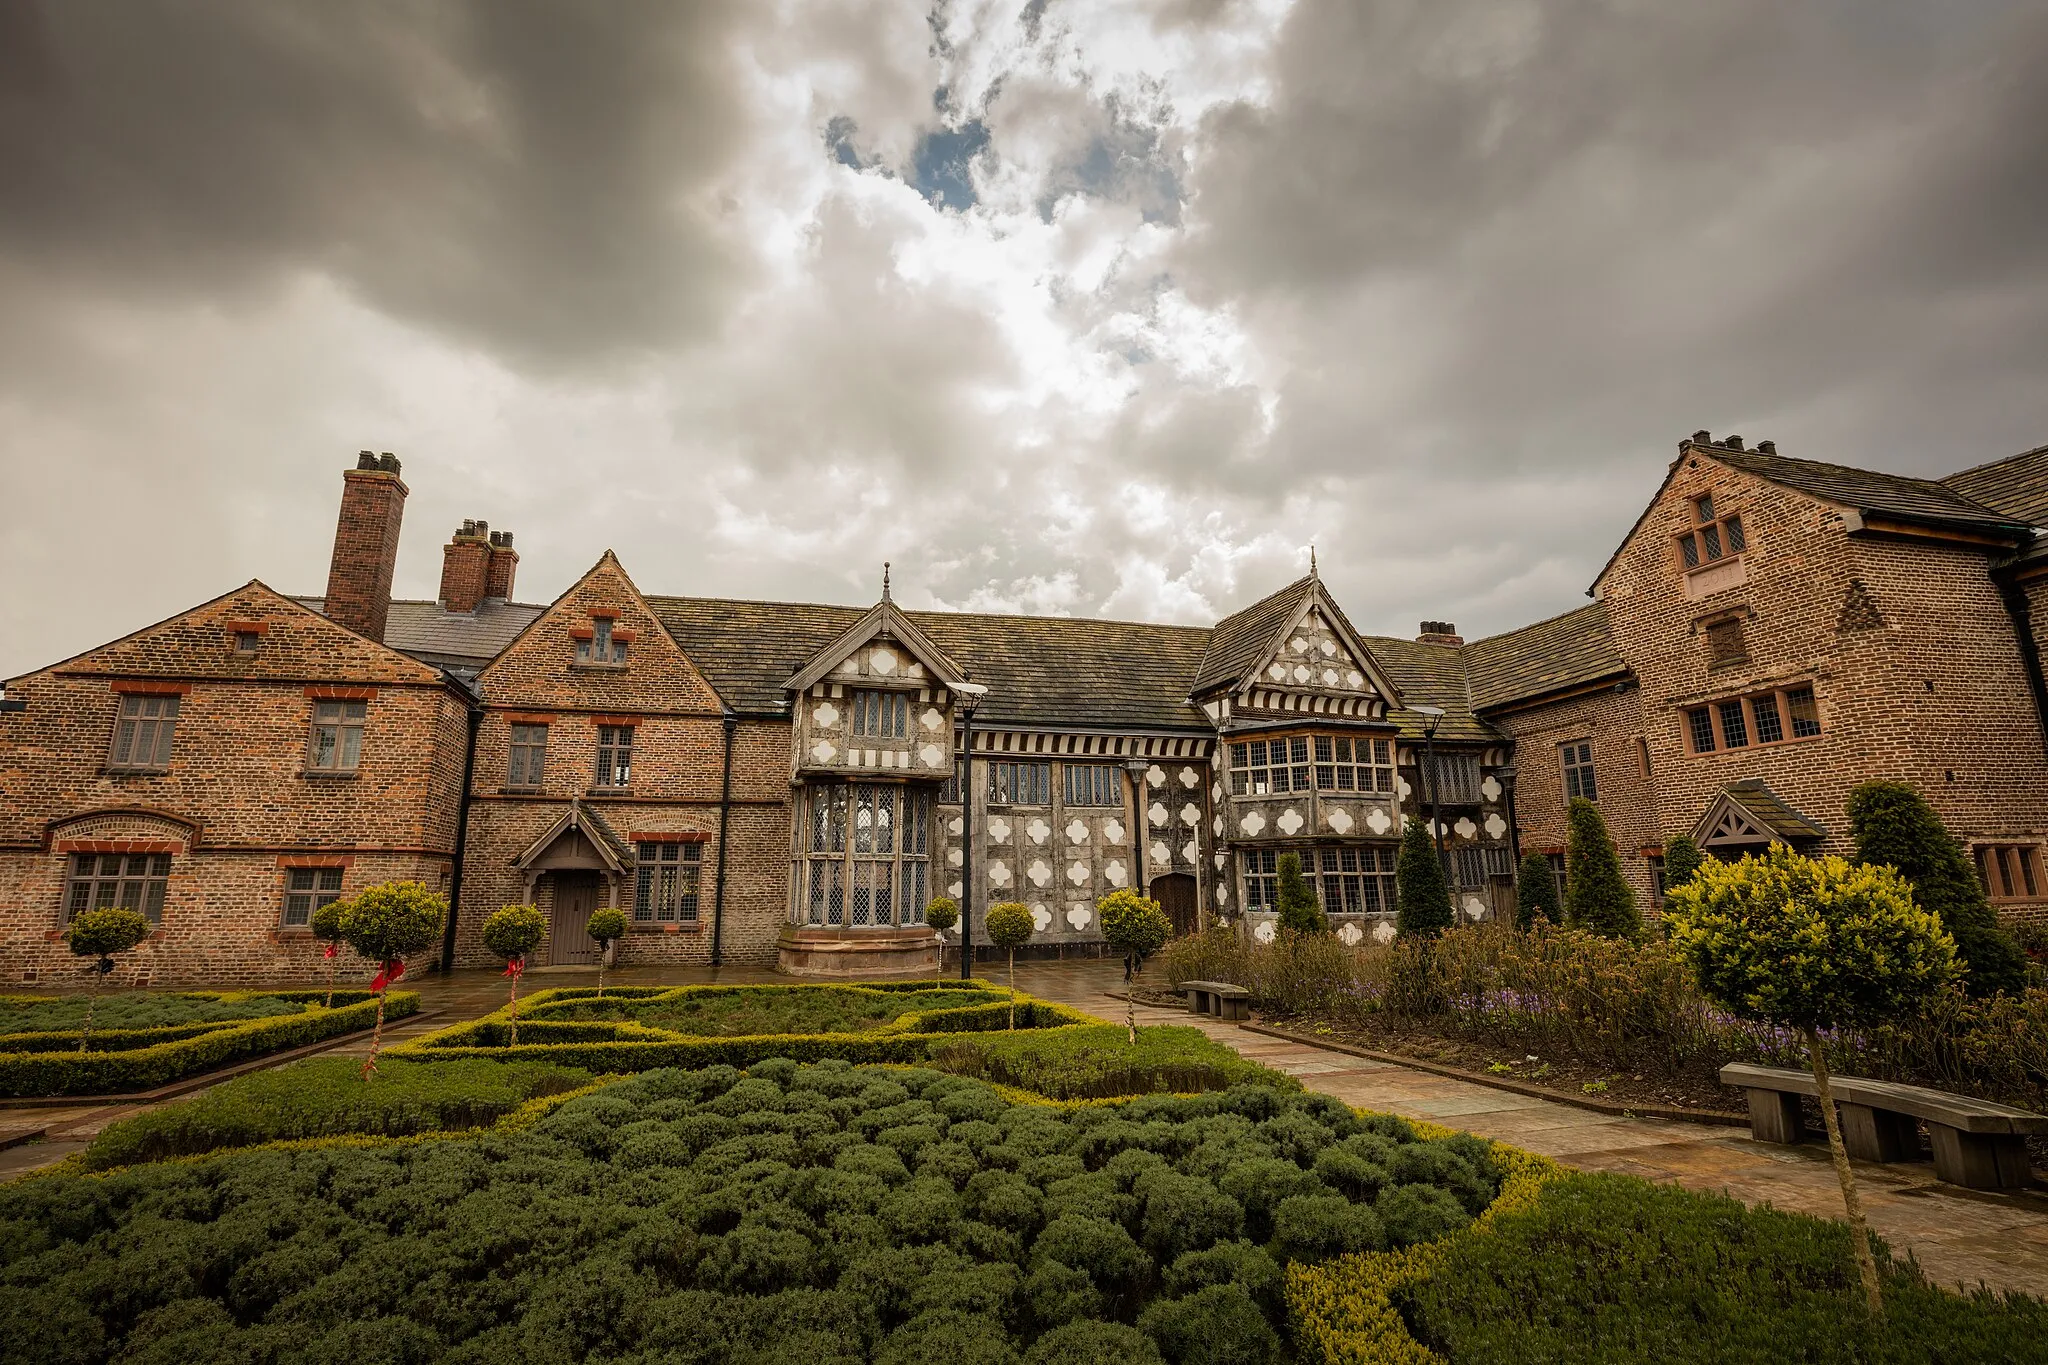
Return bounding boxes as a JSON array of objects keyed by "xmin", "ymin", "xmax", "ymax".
[
  {"xmin": 1180, "ymin": 981, "xmax": 1251, "ymax": 997},
  {"xmin": 1719, "ymin": 1063, "xmax": 2047, "ymax": 1135}
]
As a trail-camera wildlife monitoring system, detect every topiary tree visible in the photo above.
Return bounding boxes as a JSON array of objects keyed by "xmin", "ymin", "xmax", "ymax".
[
  {"xmin": 1275, "ymin": 852, "xmax": 1329, "ymax": 934},
  {"xmin": 926, "ymin": 897, "xmax": 960, "ymax": 971},
  {"xmin": 1665, "ymin": 846, "xmax": 1958, "ymax": 1317},
  {"xmin": 63, "ymin": 907, "xmax": 152, "ymax": 1052},
  {"xmin": 482, "ymin": 904, "xmax": 547, "ymax": 1046},
  {"xmin": 310, "ymin": 898, "xmax": 348, "ymax": 1009},
  {"xmin": 1396, "ymin": 817, "xmax": 1453, "ymax": 936},
  {"xmin": 1564, "ymin": 798, "xmax": 1639, "ymax": 939},
  {"xmin": 1662, "ymin": 834, "xmax": 1704, "ymax": 907},
  {"xmin": 1514, "ymin": 852, "xmax": 1560, "ymax": 930},
  {"xmin": 1099, "ymin": 888, "xmax": 1172, "ymax": 1044},
  {"xmin": 334, "ymin": 881, "xmax": 446, "ymax": 1078},
  {"xmin": 586, "ymin": 906, "xmax": 626, "ymax": 999},
  {"xmin": 1847, "ymin": 780, "xmax": 2027, "ymax": 997},
  {"xmin": 984, "ymin": 901, "xmax": 1035, "ymax": 1029}
]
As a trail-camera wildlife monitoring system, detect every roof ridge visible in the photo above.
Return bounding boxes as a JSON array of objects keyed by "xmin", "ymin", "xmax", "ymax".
[
  {"xmin": 1939, "ymin": 439, "xmax": 2048, "ymax": 484},
  {"xmin": 649, "ymin": 591, "xmax": 1215, "ymax": 636},
  {"xmin": 1461, "ymin": 599, "xmax": 1606, "ymax": 651}
]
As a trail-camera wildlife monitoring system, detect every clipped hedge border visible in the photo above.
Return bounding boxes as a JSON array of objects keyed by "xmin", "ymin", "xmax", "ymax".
[
  {"xmin": 0, "ymin": 991, "xmax": 420, "ymax": 1098},
  {"xmin": 1286, "ymin": 1122, "xmax": 1565, "ymax": 1364},
  {"xmin": 391, "ymin": 982, "xmax": 1099, "ymax": 1070}
]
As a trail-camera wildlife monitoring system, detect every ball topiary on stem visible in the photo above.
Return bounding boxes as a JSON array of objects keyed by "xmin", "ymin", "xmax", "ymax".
[
  {"xmin": 1564, "ymin": 798, "xmax": 1639, "ymax": 939},
  {"xmin": 1098, "ymin": 888, "xmax": 1172, "ymax": 1044},
  {"xmin": 310, "ymin": 898, "xmax": 348, "ymax": 1009},
  {"xmin": 482, "ymin": 904, "xmax": 548, "ymax": 1045},
  {"xmin": 1396, "ymin": 817, "xmax": 1453, "ymax": 937},
  {"xmin": 1847, "ymin": 780, "xmax": 2027, "ymax": 997},
  {"xmin": 985, "ymin": 901, "xmax": 1036, "ymax": 1029},
  {"xmin": 925, "ymin": 897, "xmax": 960, "ymax": 971},
  {"xmin": 1665, "ymin": 845, "xmax": 1958, "ymax": 1317},
  {"xmin": 1275, "ymin": 852, "xmax": 1329, "ymax": 934},
  {"xmin": 586, "ymin": 906, "xmax": 626, "ymax": 998},
  {"xmin": 1514, "ymin": 852, "xmax": 1560, "ymax": 930},
  {"xmin": 63, "ymin": 907, "xmax": 152, "ymax": 1052},
  {"xmin": 334, "ymin": 881, "xmax": 446, "ymax": 1079}
]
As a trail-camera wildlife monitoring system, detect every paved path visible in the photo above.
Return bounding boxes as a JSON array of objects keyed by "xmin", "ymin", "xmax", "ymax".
[{"xmin": 7, "ymin": 960, "xmax": 2048, "ymax": 1298}]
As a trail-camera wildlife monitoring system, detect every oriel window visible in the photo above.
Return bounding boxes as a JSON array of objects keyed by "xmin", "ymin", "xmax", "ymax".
[{"xmin": 850, "ymin": 690, "xmax": 910, "ymax": 740}]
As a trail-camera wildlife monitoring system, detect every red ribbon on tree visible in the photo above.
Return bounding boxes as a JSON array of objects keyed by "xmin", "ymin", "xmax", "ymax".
[
  {"xmin": 322, "ymin": 943, "xmax": 338, "ymax": 960},
  {"xmin": 368, "ymin": 958, "xmax": 406, "ymax": 992},
  {"xmin": 502, "ymin": 956, "xmax": 526, "ymax": 979}
]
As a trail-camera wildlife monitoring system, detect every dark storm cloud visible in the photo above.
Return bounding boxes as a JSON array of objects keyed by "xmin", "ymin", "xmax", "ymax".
[{"xmin": 0, "ymin": 0, "xmax": 755, "ymax": 368}]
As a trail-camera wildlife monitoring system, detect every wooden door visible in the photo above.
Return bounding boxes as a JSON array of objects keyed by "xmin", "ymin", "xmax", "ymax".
[
  {"xmin": 549, "ymin": 873, "xmax": 602, "ymax": 965},
  {"xmin": 1151, "ymin": 873, "xmax": 1198, "ymax": 937}
]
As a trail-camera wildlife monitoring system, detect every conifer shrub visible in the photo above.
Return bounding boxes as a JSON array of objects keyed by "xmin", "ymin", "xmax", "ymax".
[
  {"xmin": 1275, "ymin": 853, "xmax": 1329, "ymax": 934},
  {"xmin": 1661, "ymin": 834, "xmax": 1704, "ymax": 902},
  {"xmin": 1396, "ymin": 818, "xmax": 1453, "ymax": 937},
  {"xmin": 1564, "ymin": 798, "xmax": 1640, "ymax": 938},
  {"xmin": 1514, "ymin": 852, "xmax": 1560, "ymax": 930},
  {"xmin": 1848, "ymin": 779, "xmax": 2027, "ymax": 997}
]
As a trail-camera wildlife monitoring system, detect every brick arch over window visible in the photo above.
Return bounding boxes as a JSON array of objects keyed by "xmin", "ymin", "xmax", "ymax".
[{"xmin": 45, "ymin": 808, "xmax": 198, "ymax": 853}]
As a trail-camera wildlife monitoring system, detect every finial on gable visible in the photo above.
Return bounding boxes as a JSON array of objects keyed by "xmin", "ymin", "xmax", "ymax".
[
  {"xmin": 882, "ymin": 561, "xmax": 892, "ymax": 603},
  {"xmin": 1309, "ymin": 545, "xmax": 1318, "ymax": 580}
]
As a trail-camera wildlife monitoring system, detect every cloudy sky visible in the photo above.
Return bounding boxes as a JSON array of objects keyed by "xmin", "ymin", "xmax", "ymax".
[{"xmin": 3, "ymin": 0, "xmax": 2046, "ymax": 680}]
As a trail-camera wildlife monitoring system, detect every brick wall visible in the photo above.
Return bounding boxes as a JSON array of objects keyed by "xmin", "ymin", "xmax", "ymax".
[
  {"xmin": 324, "ymin": 459, "xmax": 406, "ymax": 644},
  {"xmin": 1493, "ymin": 683, "xmax": 1660, "ymax": 909}
]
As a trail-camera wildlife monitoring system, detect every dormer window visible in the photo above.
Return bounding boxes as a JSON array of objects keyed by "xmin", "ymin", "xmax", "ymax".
[
  {"xmin": 574, "ymin": 616, "xmax": 628, "ymax": 666},
  {"xmin": 1678, "ymin": 495, "xmax": 1746, "ymax": 569}
]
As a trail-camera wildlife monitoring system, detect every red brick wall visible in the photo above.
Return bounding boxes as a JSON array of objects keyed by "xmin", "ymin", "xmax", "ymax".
[
  {"xmin": 1590, "ymin": 447, "xmax": 2048, "ymax": 921},
  {"xmin": 1493, "ymin": 683, "xmax": 1660, "ymax": 908},
  {"xmin": 0, "ymin": 585, "xmax": 468, "ymax": 984},
  {"xmin": 439, "ymin": 536, "xmax": 491, "ymax": 613},
  {"xmin": 324, "ymin": 463, "xmax": 406, "ymax": 644}
]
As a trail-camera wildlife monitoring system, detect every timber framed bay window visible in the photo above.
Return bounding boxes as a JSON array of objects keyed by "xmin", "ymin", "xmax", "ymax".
[
  {"xmin": 1314, "ymin": 736, "xmax": 1395, "ymax": 793},
  {"xmin": 109, "ymin": 693, "xmax": 180, "ymax": 771},
  {"xmin": 1232, "ymin": 734, "xmax": 1398, "ymax": 796},
  {"xmin": 65, "ymin": 852, "xmax": 170, "ymax": 924},
  {"xmin": 1242, "ymin": 844, "xmax": 1400, "ymax": 913},
  {"xmin": 1685, "ymin": 683, "xmax": 1820, "ymax": 754},
  {"xmin": 1231, "ymin": 737, "xmax": 1309, "ymax": 795},
  {"xmin": 800, "ymin": 783, "xmax": 933, "ymax": 927},
  {"xmin": 1677, "ymin": 492, "xmax": 1746, "ymax": 570},
  {"xmin": 635, "ymin": 841, "xmax": 704, "ymax": 924}
]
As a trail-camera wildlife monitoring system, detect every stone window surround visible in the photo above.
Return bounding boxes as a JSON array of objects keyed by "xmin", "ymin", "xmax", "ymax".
[
  {"xmin": 1675, "ymin": 491, "xmax": 1747, "ymax": 571},
  {"xmin": 1683, "ymin": 682, "xmax": 1821, "ymax": 755},
  {"xmin": 1974, "ymin": 843, "xmax": 2047, "ymax": 905}
]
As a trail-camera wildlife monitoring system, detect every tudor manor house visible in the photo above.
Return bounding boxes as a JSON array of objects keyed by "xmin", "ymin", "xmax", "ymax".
[{"xmin": 8, "ymin": 432, "xmax": 2048, "ymax": 985}]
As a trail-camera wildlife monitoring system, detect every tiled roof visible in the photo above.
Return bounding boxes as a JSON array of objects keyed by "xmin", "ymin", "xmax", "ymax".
[
  {"xmin": 1190, "ymin": 576, "xmax": 1313, "ymax": 697},
  {"xmin": 1940, "ymin": 443, "xmax": 2048, "ymax": 527},
  {"xmin": 1462, "ymin": 602, "xmax": 1628, "ymax": 712},
  {"xmin": 1724, "ymin": 779, "xmax": 1827, "ymax": 841},
  {"xmin": 1712, "ymin": 447, "xmax": 2029, "ymax": 533},
  {"xmin": 651, "ymin": 596, "xmax": 1216, "ymax": 731},
  {"xmin": 293, "ymin": 596, "xmax": 545, "ymax": 670},
  {"xmin": 1365, "ymin": 637, "xmax": 1493, "ymax": 742}
]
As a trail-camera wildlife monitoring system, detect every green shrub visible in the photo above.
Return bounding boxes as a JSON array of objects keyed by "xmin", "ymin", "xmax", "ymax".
[
  {"xmin": 1025, "ymin": 1319, "xmax": 1165, "ymax": 1365},
  {"xmin": 1662, "ymin": 834, "xmax": 1704, "ymax": 902},
  {"xmin": 1515, "ymin": 852, "xmax": 1560, "ymax": 929},
  {"xmin": 1275, "ymin": 853, "xmax": 1329, "ymax": 935},
  {"xmin": 78, "ymin": 1056, "xmax": 593, "ymax": 1169},
  {"xmin": 1564, "ymin": 798, "xmax": 1639, "ymax": 938},
  {"xmin": 986, "ymin": 902, "xmax": 1036, "ymax": 1029},
  {"xmin": 927, "ymin": 898, "xmax": 961, "ymax": 934},
  {"xmin": 1849, "ymin": 779, "xmax": 2028, "ymax": 997},
  {"xmin": 1396, "ymin": 817, "xmax": 1453, "ymax": 936},
  {"xmin": 0, "ymin": 991, "xmax": 419, "ymax": 1098},
  {"xmin": 0, "ymin": 993, "xmax": 306, "ymax": 1034},
  {"xmin": 929, "ymin": 1026, "xmax": 1292, "ymax": 1100},
  {"xmin": 1101, "ymin": 889, "xmax": 1174, "ymax": 1043},
  {"xmin": 1395, "ymin": 1171, "xmax": 2048, "ymax": 1363},
  {"xmin": 1270, "ymin": 1193, "xmax": 1385, "ymax": 1262},
  {"xmin": 1137, "ymin": 1282, "xmax": 1281, "ymax": 1365}
]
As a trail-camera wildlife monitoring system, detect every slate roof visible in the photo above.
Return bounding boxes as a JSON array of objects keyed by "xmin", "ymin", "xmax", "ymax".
[
  {"xmin": 1462, "ymin": 602, "xmax": 1628, "ymax": 712},
  {"xmin": 293, "ymin": 597, "xmax": 546, "ymax": 672},
  {"xmin": 1190, "ymin": 576, "xmax": 1313, "ymax": 697},
  {"xmin": 1712, "ymin": 447, "xmax": 2030, "ymax": 534},
  {"xmin": 1365, "ymin": 638, "xmax": 1494, "ymax": 743},
  {"xmin": 1940, "ymin": 443, "xmax": 2048, "ymax": 528},
  {"xmin": 1722, "ymin": 779, "xmax": 1827, "ymax": 841},
  {"xmin": 650, "ymin": 596, "xmax": 1215, "ymax": 731}
]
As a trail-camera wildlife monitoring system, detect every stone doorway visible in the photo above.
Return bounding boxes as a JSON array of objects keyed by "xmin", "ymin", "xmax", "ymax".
[
  {"xmin": 549, "ymin": 873, "xmax": 602, "ymax": 965},
  {"xmin": 1151, "ymin": 873, "xmax": 1198, "ymax": 936}
]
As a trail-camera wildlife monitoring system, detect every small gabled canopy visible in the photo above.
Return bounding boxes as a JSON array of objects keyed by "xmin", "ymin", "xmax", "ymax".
[
  {"xmin": 1189, "ymin": 574, "xmax": 1403, "ymax": 708},
  {"xmin": 1692, "ymin": 780, "xmax": 1827, "ymax": 851},
  {"xmin": 512, "ymin": 798, "xmax": 633, "ymax": 875},
  {"xmin": 782, "ymin": 597, "xmax": 971, "ymax": 694}
]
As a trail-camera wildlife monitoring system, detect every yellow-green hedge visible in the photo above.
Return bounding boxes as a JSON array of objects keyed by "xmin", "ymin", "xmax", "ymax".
[
  {"xmin": 1286, "ymin": 1120, "xmax": 1565, "ymax": 1364},
  {"xmin": 390, "ymin": 982, "xmax": 1100, "ymax": 1071},
  {"xmin": 0, "ymin": 991, "xmax": 420, "ymax": 1098}
]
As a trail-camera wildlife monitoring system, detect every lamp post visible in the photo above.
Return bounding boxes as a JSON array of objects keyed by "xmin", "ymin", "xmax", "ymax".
[
  {"xmin": 1412, "ymin": 705, "xmax": 1449, "ymax": 878},
  {"xmin": 1123, "ymin": 755, "xmax": 1152, "ymax": 904},
  {"xmin": 955, "ymin": 683, "xmax": 988, "ymax": 980}
]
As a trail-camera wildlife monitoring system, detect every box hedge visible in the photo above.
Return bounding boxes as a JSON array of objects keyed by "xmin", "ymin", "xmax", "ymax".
[{"xmin": 0, "ymin": 990, "xmax": 419, "ymax": 1098}]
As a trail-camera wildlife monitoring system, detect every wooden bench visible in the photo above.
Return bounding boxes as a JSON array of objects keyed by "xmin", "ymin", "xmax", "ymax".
[
  {"xmin": 1721, "ymin": 1062, "xmax": 2045, "ymax": 1190},
  {"xmin": 1180, "ymin": 980, "xmax": 1251, "ymax": 1021}
]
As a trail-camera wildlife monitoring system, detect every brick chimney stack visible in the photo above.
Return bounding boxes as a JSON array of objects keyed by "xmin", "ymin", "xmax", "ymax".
[
  {"xmin": 325, "ymin": 452, "xmax": 407, "ymax": 643},
  {"xmin": 1417, "ymin": 620, "xmax": 1463, "ymax": 647},
  {"xmin": 484, "ymin": 530, "xmax": 518, "ymax": 603},
  {"xmin": 439, "ymin": 520, "xmax": 493, "ymax": 614}
]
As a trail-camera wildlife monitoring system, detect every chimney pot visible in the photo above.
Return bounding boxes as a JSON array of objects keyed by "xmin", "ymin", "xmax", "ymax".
[
  {"xmin": 378, "ymin": 452, "xmax": 401, "ymax": 475},
  {"xmin": 326, "ymin": 455, "xmax": 409, "ymax": 642},
  {"xmin": 484, "ymin": 528, "xmax": 519, "ymax": 602},
  {"xmin": 1757, "ymin": 439, "xmax": 1777, "ymax": 455},
  {"xmin": 1691, "ymin": 429, "xmax": 1712, "ymax": 445},
  {"xmin": 1723, "ymin": 434, "xmax": 1743, "ymax": 451},
  {"xmin": 440, "ymin": 521, "xmax": 492, "ymax": 613}
]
